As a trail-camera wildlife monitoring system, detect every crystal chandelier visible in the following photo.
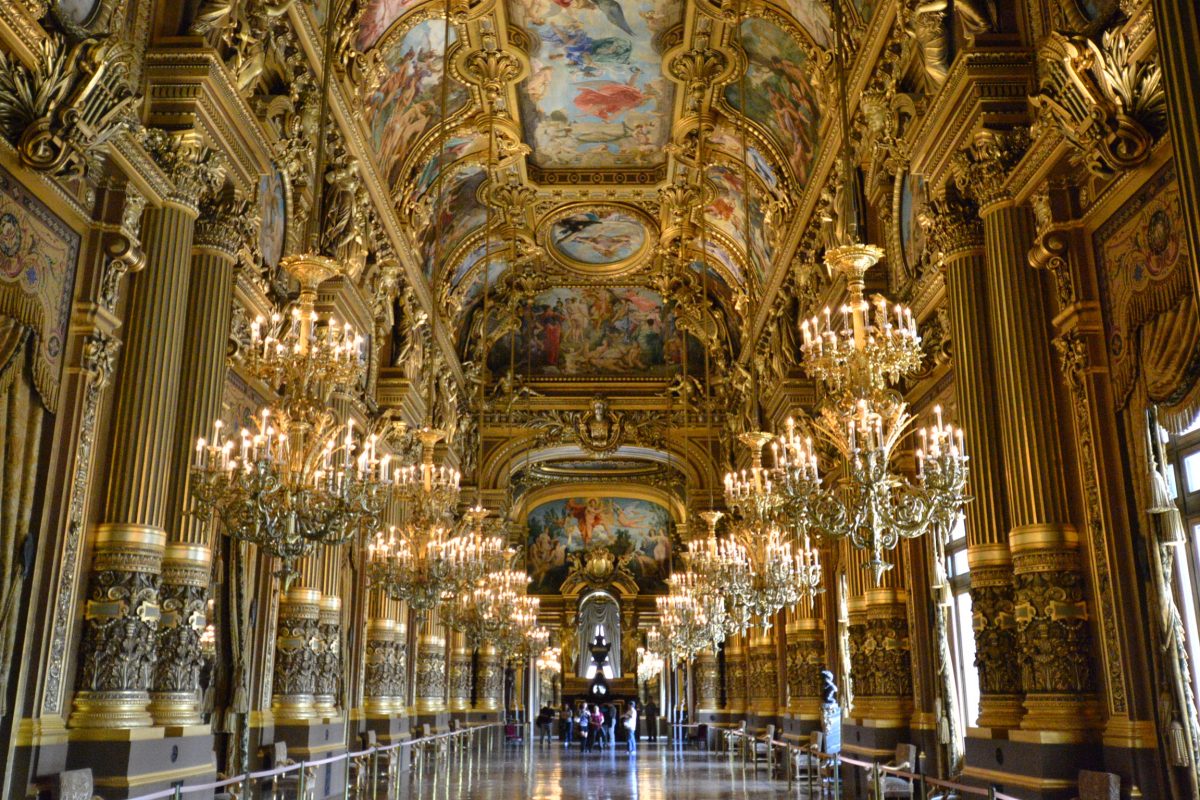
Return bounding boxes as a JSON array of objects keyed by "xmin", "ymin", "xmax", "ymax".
[
  {"xmin": 636, "ymin": 644, "xmax": 663, "ymax": 683},
  {"xmin": 191, "ymin": 257, "xmax": 382, "ymax": 587},
  {"xmin": 656, "ymin": 576, "xmax": 718, "ymax": 663},
  {"xmin": 442, "ymin": 565, "xmax": 527, "ymax": 647},
  {"xmin": 536, "ymin": 646, "xmax": 562, "ymax": 674}
]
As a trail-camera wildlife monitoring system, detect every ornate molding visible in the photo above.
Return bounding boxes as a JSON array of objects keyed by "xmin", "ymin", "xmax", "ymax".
[
  {"xmin": 1030, "ymin": 30, "xmax": 1166, "ymax": 177},
  {"xmin": 951, "ymin": 128, "xmax": 1030, "ymax": 209}
]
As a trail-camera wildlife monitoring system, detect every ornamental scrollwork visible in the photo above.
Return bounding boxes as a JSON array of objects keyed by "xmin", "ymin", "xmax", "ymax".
[
  {"xmin": 852, "ymin": 616, "xmax": 912, "ymax": 697},
  {"xmin": 951, "ymin": 128, "xmax": 1030, "ymax": 208},
  {"xmin": 0, "ymin": 32, "xmax": 136, "ymax": 179},
  {"xmin": 77, "ymin": 567, "xmax": 161, "ymax": 693},
  {"xmin": 968, "ymin": 570, "xmax": 1022, "ymax": 697},
  {"xmin": 1031, "ymin": 29, "xmax": 1167, "ymax": 177},
  {"xmin": 1012, "ymin": 555, "xmax": 1094, "ymax": 694},
  {"xmin": 274, "ymin": 612, "xmax": 319, "ymax": 696},
  {"xmin": 152, "ymin": 583, "xmax": 208, "ymax": 694}
]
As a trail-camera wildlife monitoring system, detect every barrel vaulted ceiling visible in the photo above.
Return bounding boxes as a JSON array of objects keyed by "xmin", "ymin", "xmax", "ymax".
[{"xmin": 326, "ymin": 0, "xmax": 879, "ymax": 379}]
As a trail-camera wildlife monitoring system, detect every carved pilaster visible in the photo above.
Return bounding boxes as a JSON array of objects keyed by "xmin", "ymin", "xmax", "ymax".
[
  {"xmin": 969, "ymin": 565, "xmax": 1023, "ymax": 727},
  {"xmin": 477, "ymin": 644, "xmax": 502, "ymax": 712},
  {"xmin": 69, "ymin": 526, "xmax": 164, "ymax": 728},
  {"xmin": 695, "ymin": 649, "xmax": 719, "ymax": 713},
  {"xmin": 314, "ymin": 597, "xmax": 342, "ymax": 715},
  {"xmin": 273, "ymin": 588, "xmax": 320, "ymax": 720},
  {"xmin": 785, "ymin": 621, "xmax": 824, "ymax": 718},
  {"xmin": 364, "ymin": 619, "xmax": 404, "ymax": 715},
  {"xmin": 148, "ymin": 545, "xmax": 209, "ymax": 725},
  {"xmin": 413, "ymin": 632, "xmax": 447, "ymax": 714},
  {"xmin": 724, "ymin": 643, "xmax": 747, "ymax": 715},
  {"xmin": 747, "ymin": 631, "xmax": 778, "ymax": 716},
  {"xmin": 447, "ymin": 634, "xmax": 472, "ymax": 713}
]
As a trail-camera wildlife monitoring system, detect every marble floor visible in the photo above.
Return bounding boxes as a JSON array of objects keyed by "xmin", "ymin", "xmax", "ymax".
[{"xmin": 398, "ymin": 740, "xmax": 816, "ymax": 800}]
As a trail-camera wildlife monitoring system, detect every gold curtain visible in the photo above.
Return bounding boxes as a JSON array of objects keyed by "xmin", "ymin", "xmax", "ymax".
[{"xmin": 0, "ymin": 316, "xmax": 46, "ymax": 718}]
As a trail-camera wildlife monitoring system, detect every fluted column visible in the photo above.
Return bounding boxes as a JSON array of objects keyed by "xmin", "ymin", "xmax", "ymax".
[
  {"xmin": 853, "ymin": 544, "xmax": 913, "ymax": 729},
  {"xmin": 413, "ymin": 614, "xmax": 447, "ymax": 714},
  {"xmin": 477, "ymin": 643, "xmax": 502, "ymax": 712},
  {"xmin": 273, "ymin": 555, "xmax": 324, "ymax": 720},
  {"xmin": 748, "ymin": 627, "xmax": 779, "ymax": 718},
  {"xmin": 927, "ymin": 188, "xmax": 1022, "ymax": 729},
  {"xmin": 150, "ymin": 194, "xmax": 246, "ymax": 727},
  {"xmin": 785, "ymin": 600, "xmax": 824, "ymax": 721},
  {"xmin": 954, "ymin": 130, "xmax": 1096, "ymax": 736},
  {"xmin": 694, "ymin": 649, "xmax": 719, "ymax": 715},
  {"xmin": 724, "ymin": 633, "xmax": 747, "ymax": 718},
  {"xmin": 447, "ymin": 630, "xmax": 472, "ymax": 713},
  {"xmin": 365, "ymin": 593, "xmax": 406, "ymax": 716},
  {"xmin": 70, "ymin": 133, "xmax": 217, "ymax": 729}
]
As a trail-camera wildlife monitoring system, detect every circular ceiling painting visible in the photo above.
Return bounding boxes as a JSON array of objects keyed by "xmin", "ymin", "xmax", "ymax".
[{"xmin": 547, "ymin": 206, "xmax": 650, "ymax": 271}]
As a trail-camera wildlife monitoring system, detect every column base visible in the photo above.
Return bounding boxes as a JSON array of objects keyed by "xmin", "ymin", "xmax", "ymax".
[
  {"xmin": 148, "ymin": 691, "xmax": 202, "ymax": 727},
  {"xmin": 65, "ymin": 726, "xmax": 216, "ymax": 800},
  {"xmin": 69, "ymin": 691, "xmax": 154, "ymax": 729},
  {"xmin": 272, "ymin": 694, "xmax": 319, "ymax": 721},
  {"xmin": 976, "ymin": 694, "xmax": 1025, "ymax": 729},
  {"xmin": 1018, "ymin": 693, "xmax": 1100, "ymax": 737},
  {"xmin": 963, "ymin": 731, "xmax": 1103, "ymax": 800}
]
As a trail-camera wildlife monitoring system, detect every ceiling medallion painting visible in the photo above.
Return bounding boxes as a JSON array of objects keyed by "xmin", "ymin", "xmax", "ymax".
[
  {"xmin": 486, "ymin": 285, "xmax": 704, "ymax": 378},
  {"xmin": 546, "ymin": 205, "xmax": 652, "ymax": 270},
  {"xmin": 526, "ymin": 494, "xmax": 673, "ymax": 594},
  {"xmin": 510, "ymin": 0, "xmax": 681, "ymax": 171}
]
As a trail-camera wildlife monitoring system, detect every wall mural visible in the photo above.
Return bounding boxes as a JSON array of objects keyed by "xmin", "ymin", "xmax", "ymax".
[
  {"xmin": 510, "ymin": 0, "xmax": 680, "ymax": 169},
  {"xmin": 358, "ymin": 0, "xmax": 427, "ymax": 49},
  {"xmin": 366, "ymin": 20, "xmax": 467, "ymax": 193},
  {"xmin": 705, "ymin": 164, "xmax": 771, "ymax": 282},
  {"xmin": 1093, "ymin": 162, "xmax": 1196, "ymax": 408},
  {"xmin": 710, "ymin": 120, "xmax": 781, "ymax": 195},
  {"xmin": 780, "ymin": 0, "xmax": 833, "ymax": 46},
  {"xmin": 724, "ymin": 17, "xmax": 820, "ymax": 185},
  {"xmin": 0, "ymin": 164, "xmax": 81, "ymax": 412},
  {"xmin": 549, "ymin": 207, "xmax": 648, "ymax": 266},
  {"xmin": 526, "ymin": 495, "xmax": 672, "ymax": 593},
  {"xmin": 486, "ymin": 286, "xmax": 703, "ymax": 377},
  {"xmin": 420, "ymin": 164, "xmax": 487, "ymax": 276},
  {"xmin": 258, "ymin": 168, "xmax": 287, "ymax": 270}
]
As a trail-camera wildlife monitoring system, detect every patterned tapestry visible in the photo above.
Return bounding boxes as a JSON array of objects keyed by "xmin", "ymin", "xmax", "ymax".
[
  {"xmin": 525, "ymin": 495, "xmax": 672, "ymax": 594},
  {"xmin": 1093, "ymin": 161, "xmax": 1199, "ymax": 423},
  {"xmin": 0, "ymin": 164, "xmax": 82, "ymax": 413}
]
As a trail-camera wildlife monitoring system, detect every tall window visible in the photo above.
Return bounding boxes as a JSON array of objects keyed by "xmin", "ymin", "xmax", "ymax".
[
  {"xmin": 1161, "ymin": 418, "xmax": 1200, "ymax": 702},
  {"xmin": 945, "ymin": 517, "xmax": 980, "ymax": 730}
]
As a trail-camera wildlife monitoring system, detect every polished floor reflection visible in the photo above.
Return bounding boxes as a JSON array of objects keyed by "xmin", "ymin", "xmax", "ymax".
[{"xmin": 399, "ymin": 740, "xmax": 805, "ymax": 800}]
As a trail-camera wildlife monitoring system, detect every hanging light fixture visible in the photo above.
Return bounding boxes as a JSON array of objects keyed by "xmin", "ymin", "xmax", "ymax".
[
  {"xmin": 189, "ymin": 3, "xmax": 382, "ymax": 585},
  {"xmin": 778, "ymin": 0, "xmax": 968, "ymax": 583}
]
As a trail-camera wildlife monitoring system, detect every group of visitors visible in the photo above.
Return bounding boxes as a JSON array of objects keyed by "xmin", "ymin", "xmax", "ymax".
[{"xmin": 534, "ymin": 699, "xmax": 662, "ymax": 754}]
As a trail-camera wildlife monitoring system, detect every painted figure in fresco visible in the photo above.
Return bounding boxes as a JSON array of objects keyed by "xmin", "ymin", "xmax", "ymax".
[
  {"xmin": 537, "ymin": 301, "xmax": 568, "ymax": 366},
  {"xmin": 574, "ymin": 66, "xmax": 653, "ymax": 122}
]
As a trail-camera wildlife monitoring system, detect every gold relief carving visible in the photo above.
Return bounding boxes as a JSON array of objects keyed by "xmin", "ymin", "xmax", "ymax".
[
  {"xmin": 695, "ymin": 652, "xmax": 719, "ymax": 708},
  {"xmin": 968, "ymin": 573, "xmax": 1021, "ymax": 698},
  {"xmin": 951, "ymin": 128, "xmax": 1030, "ymax": 209},
  {"xmin": 921, "ymin": 189, "xmax": 983, "ymax": 263},
  {"xmin": 786, "ymin": 637, "xmax": 824, "ymax": 703},
  {"xmin": 190, "ymin": 0, "xmax": 297, "ymax": 93},
  {"xmin": 725, "ymin": 653, "xmax": 746, "ymax": 707},
  {"xmin": 315, "ymin": 620, "xmax": 342, "ymax": 710},
  {"xmin": 1012, "ymin": 550, "xmax": 1094, "ymax": 696},
  {"xmin": 851, "ymin": 615, "xmax": 912, "ymax": 698},
  {"xmin": 1031, "ymin": 30, "xmax": 1166, "ymax": 177},
  {"xmin": 1053, "ymin": 331, "xmax": 1128, "ymax": 713},
  {"xmin": 194, "ymin": 191, "xmax": 256, "ymax": 258},
  {"xmin": 667, "ymin": 45, "xmax": 728, "ymax": 112},
  {"xmin": 0, "ymin": 32, "xmax": 136, "ymax": 179},
  {"xmin": 462, "ymin": 47, "xmax": 522, "ymax": 107},
  {"xmin": 140, "ymin": 128, "xmax": 224, "ymax": 211},
  {"xmin": 273, "ymin": 598, "xmax": 320, "ymax": 717}
]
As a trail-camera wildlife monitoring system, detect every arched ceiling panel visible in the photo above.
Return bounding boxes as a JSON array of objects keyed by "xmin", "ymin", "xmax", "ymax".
[
  {"xmin": 722, "ymin": 16, "xmax": 821, "ymax": 187},
  {"xmin": 365, "ymin": 18, "xmax": 469, "ymax": 195},
  {"xmin": 509, "ymin": 0, "xmax": 682, "ymax": 171}
]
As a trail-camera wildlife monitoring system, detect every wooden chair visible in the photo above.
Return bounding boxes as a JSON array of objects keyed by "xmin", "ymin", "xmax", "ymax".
[
  {"xmin": 750, "ymin": 723, "xmax": 776, "ymax": 769},
  {"xmin": 1074, "ymin": 770, "xmax": 1120, "ymax": 800},
  {"xmin": 686, "ymin": 722, "xmax": 709, "ymax": 750},
  {"xmin": 868, "ymin": 743, "xmax": 917, "ymax": 799},
  {"xmin": 265, "ymin": 741, "xmax": 315, "ymax": 800},
  {"xmin": 790, "ymin": 731, "xmax": 823, "ymax": 779}
]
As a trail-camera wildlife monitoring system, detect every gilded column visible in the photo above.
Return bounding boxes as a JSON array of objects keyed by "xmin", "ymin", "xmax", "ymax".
[
  {"xmin": 477, "ymin": 643, "xmax": 502, "ymax": 712},
  {"xmin": 365, "ymin": 593, "xmax": 405, "ymax": 716},
  {"xmin": 954, "ymin": 130, "xmax": 1096, "ymax": 736},
  {"xmin": 694, "ymin": 648, "xmax": 719, "ymax": 716},
  {"xmin": 854, "ymin": 545, "xmax": 913, "ymax": 729},
  {"xmin": 724, "ymin": 633, "xmax": 747, "ymax": 718},
  {"xmin": 413, "ymin": 614, "xmax": 447, "ymax": 715},
  {"xmin": 315, "ymin": 551, "xmax": 343, "ymax": 716},
  {"xmin": 273, "ymin": 555, "xmax": 324, "ymax": 720},
  {"xmin": 926, "ymin": 187, "xmax": 1022, "ymax": 729},
  {"xmin": 150, "ymin": 193, "xmax": 248, "ymax": 726},
  {"xmin": 785, "ymin": 600, "xmax": 824, "ymax": 722},
  {"xmin": 70, "ymin": 131, "xmax": 217, "ymax": 729},
  {"xmin": 447, "ymin": 630, "xmax": 472, "ymax": 713},
  {"xmin": 748, "ymin": 627, "xmax": 779, "ymax": 719}
]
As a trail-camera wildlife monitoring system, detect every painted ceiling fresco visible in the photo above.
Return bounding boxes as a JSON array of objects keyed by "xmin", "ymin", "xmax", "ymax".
[
  {"xmin": 704, "ymin": 164, "xmax": 771, "ymax": 283},
  {"xmin": 365, "ymin": 20, "xmax": 467, "ymax": 194},
  {"xmin": 548, "ymin": 207, "xmax": 649, "ymax": 266},
  {"xmin": 509, "ymin": 0, "xmax": 681, "ymax": 170},
  {"xmin": 357, "ymin": 0, "xmax": 426, "ymax": 49},
  {"xmin": 486, "ymin": 286, "xmax": 704, "ymax": 377},
  {"xmin": 723, "ymin": 17, "xmax": 820, "ymax": 185},
  {"xmin": 526, "ymin": 495, "xmax": 672, "ymax": 594},
  {"xmin": 418, "ymin": 163, "xmax": 487, "ymax": 276}
]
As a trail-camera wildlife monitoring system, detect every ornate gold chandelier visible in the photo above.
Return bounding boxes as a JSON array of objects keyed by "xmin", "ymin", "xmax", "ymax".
[
  {"xmin": 442, "ymin": 565, "xmax": 527, "ymax": 647},
  {"xmin": 536, "ymin": 646, "xmax": 562, "ymax": 675},
  {"xmin": 191, "ymin": 256, "xmax": 383, "ymax": 587},
  {"xmin": 656, "ymin": 571, "xmax": 723, "ymax": 662}
]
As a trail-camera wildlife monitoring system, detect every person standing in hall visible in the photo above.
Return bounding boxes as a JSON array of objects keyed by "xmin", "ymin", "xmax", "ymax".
[
  {"xmin": 644, "ymin": 699, "xmax": 658, "ymax": 742},
  {"xmin": 622, "ymin": 701, "xmax": 638, "ymax": 754},
  {"xmin": 562, "ymin": 704, "xmax": 574, "ymax": 747},
  {"xmin": 577, "ymin": 704, "xmax": 592, "ymax": 751},
  {"xmin": 590, "ymin": 704, "xmax": 604, "ymax": 751}
]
